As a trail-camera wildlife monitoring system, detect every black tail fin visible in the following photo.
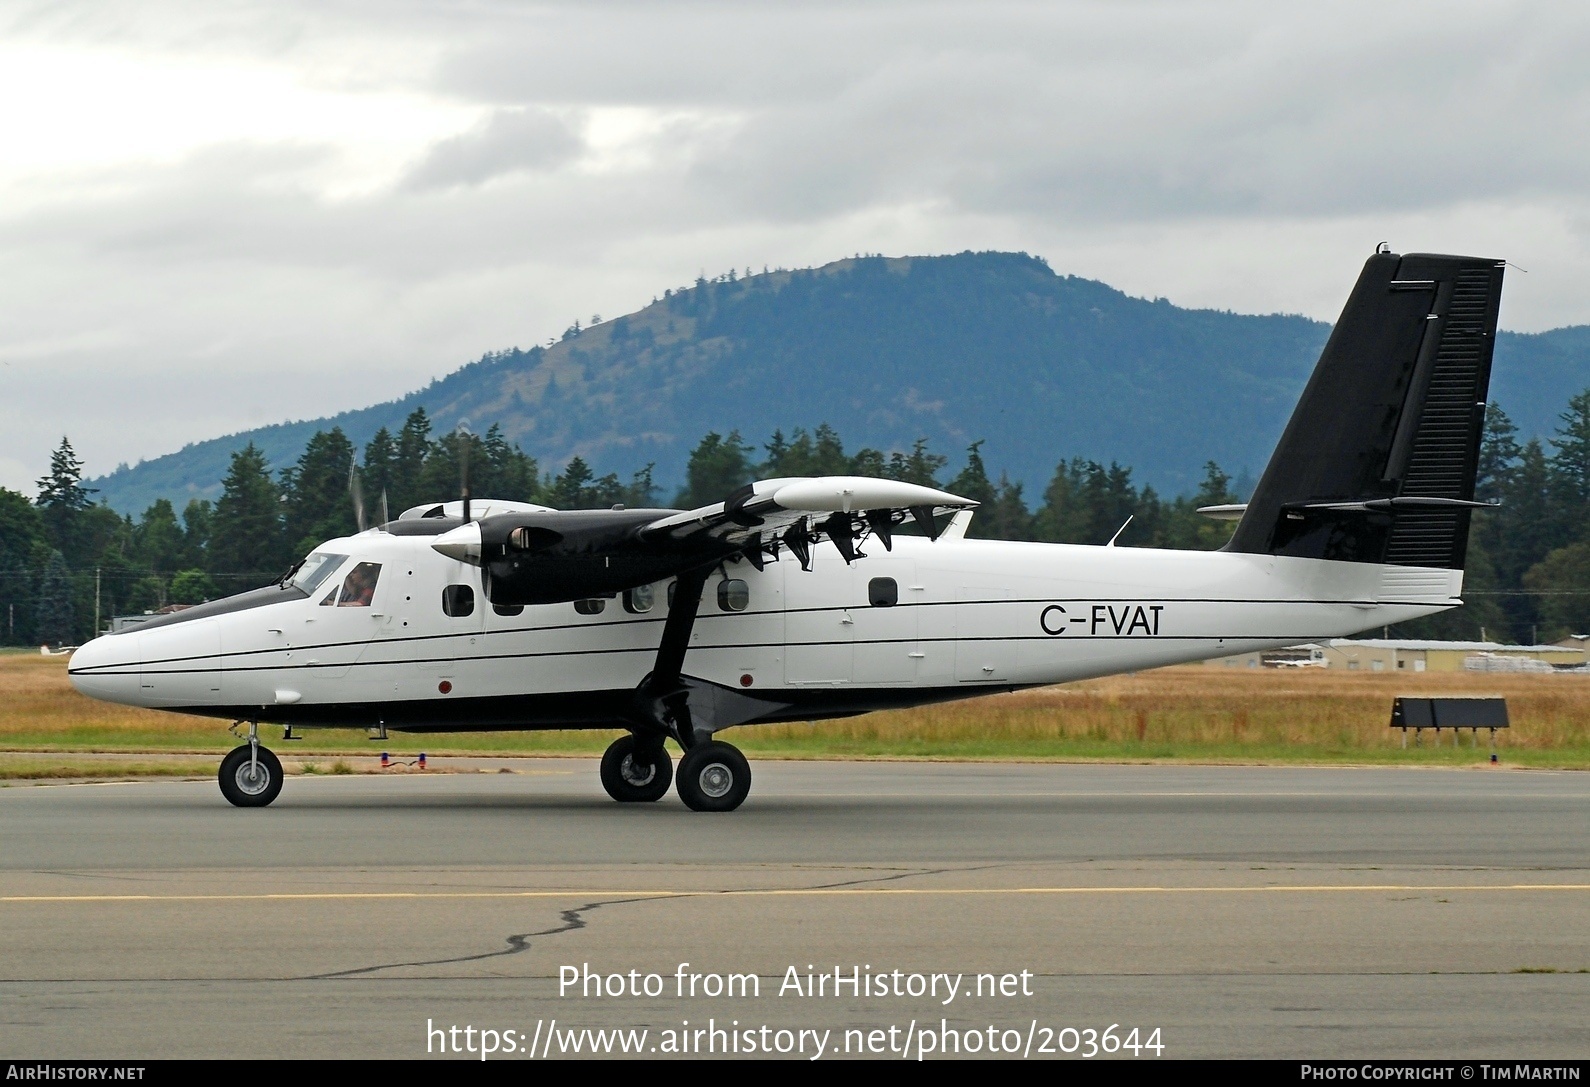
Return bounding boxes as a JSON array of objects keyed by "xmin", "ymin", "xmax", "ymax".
[{"xmin": 1226, "ymin": 250, "xmax": 1505, "ymax": 568}]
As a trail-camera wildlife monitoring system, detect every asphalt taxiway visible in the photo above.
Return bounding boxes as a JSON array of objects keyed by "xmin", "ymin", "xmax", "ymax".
[{"xmin": 2, "ymin": 761, "xmax": 1587, "ymax": 1059}]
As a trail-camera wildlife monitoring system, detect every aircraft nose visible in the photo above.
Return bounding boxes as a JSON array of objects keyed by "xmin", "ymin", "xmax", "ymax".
[{"xmin": 68, "ymin": 633, "xmax": 145, "ymax": 705}]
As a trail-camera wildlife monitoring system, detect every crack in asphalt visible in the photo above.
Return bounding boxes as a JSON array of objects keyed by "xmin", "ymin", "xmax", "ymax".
[
  {"xmin": 299, "ymin": 864, "xmax": 977, "ymax": 981},
  {"xmin": 300, "ymin": 894, "xmax": 657, "ymax": 980}
]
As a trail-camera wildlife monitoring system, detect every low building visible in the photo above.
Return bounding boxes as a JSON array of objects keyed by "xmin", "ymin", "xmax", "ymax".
[
  {"xmin": 1551, "ymin": 634, "xmax": 1590, "ymax": 663},
  {"xmin": 1208, "ymin": 638, "xmax": 1582, "ymax": 673}
]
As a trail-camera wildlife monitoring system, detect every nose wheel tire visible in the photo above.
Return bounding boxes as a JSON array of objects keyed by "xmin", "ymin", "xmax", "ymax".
[
  {"xmin": 676, "ymin": 741, "xmax": 751, "ymax": 812},
  {"xmin": 600, "ymin": 735, "xmax": 674, "ymax": 802},
  {"xmin": 218, "ymin": 744, "xmax": 284, "ymax": 808}
]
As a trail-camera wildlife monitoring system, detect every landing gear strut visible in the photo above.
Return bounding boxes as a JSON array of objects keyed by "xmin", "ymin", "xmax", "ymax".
[
  {"xmin": 599, "ymin": 735, "xmax": 673, "ymax": 802},
  {"xmin": 219, "ymin": 721, "xmax": 283, "ymax": 808},
  {"xmin": 620, "ymin": 563, "xmax": 756, "ymax": 812}
]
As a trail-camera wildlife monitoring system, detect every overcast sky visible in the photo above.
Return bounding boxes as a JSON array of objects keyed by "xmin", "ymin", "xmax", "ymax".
[{"xmin": 2, "ymin": 0, "xmax": 1587, "ymax": 496}]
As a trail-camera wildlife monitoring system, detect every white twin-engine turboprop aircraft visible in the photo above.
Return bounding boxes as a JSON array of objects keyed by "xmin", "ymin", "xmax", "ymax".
[{"xmin": 70, "ymin": 250, "xmax": 1506, "ymax": 812}]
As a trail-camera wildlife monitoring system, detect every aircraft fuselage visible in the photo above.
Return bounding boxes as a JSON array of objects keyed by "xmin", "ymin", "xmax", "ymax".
[{"xmin": 68, "ymin": 531, "xmax": 1458, "ymax": 732}]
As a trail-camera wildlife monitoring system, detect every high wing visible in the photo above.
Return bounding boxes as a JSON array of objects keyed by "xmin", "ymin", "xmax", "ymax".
[{"xmin": 429, "ymin": 475, "xmax": 976, "ymax": 606}]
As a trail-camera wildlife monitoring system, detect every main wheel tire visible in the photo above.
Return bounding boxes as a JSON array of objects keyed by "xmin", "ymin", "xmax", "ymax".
[
  {"xmin": 600, "ymin": 735, "xmax": 673, "ymax": 802},
  {"xmin": 218, "ymin": 744, "xmax": 284, "ymax": 808},
  {"xmin": 675, "ymin": 741, "xmax": 751, "ymax": 812}
]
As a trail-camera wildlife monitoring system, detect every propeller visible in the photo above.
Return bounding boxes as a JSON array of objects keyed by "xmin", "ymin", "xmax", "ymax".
[
  {"xmin": 349, "ymin": 463, "xmax": 368, "ymax": 533},
  {"xmin": 456, "ymin": 420, "xmax": 473, "ymax": 524}
]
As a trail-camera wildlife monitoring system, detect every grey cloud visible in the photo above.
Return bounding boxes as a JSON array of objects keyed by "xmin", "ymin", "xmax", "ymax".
[
  {"xmin": 5, "ymin": 0, "xmax": 1590, "ymax": 492},
  {"xmin": 404, "ymin": 108, "xmax": 583, "ymax": 189},
  {"xmin": 680, "ymin": 7, "xmax": 1590, "ymax": 227}
]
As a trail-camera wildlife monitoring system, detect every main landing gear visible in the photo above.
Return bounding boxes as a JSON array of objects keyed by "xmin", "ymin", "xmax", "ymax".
[
  {"xmin": 601, "ymin": 562, "xmax": 756, "ymax": 812},
  {"xmin": 599, "ymin": 734, "xmax": 753, "ymax": 812},
  {"xmin": 219, "ymin": 720, "xmax": 283, "ymax": 808},
  {"xmin": 675, "ymin": 741, "xmax": 751, "ymax": 813},
  {"xmin": 599, "ymin": 734, "xmax": 673, "ymax": 802}
]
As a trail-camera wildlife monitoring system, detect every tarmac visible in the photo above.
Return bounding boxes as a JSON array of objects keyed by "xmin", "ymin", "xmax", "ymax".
[{"xmin": 2, "ymin": 759, "xmax": 1587, "ymax": 1059}]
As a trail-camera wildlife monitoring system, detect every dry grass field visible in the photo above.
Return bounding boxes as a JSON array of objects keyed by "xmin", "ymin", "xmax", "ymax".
[{"xmin": 4, "ymin": 650, "xmax": 1588, "ymax": 773}]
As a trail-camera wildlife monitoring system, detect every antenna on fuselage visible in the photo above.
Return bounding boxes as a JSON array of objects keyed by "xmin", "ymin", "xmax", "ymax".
[{"xmin": 1105, "ymin": 514, "xmax": 1133, "ymax": 547}]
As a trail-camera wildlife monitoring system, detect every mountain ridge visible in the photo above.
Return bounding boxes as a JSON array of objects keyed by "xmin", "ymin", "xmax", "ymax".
[{"xmin": 87, "ymin": 251, "xmax": 1590, "ymax": 514}]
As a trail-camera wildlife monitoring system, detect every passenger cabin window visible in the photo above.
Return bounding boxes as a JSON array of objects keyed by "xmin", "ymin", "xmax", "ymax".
[
  {"xmin": 442, "ymin": 584, "xmax": 475, "ymax": 617},
  {"xmin": 573, "ymin": 598, "xmax": 607, "ymax": 615},
  {"xmin": 717, "ymin": 579, "xmax": 749, "ymax": 612},
  {"xmin": 624, "ymin": 585, "xmax": 654, "ymax": 614},
  {"xmin": 868, "ymin": 577, "xmax": 898, "ymax": 607},
  {"xmin": 336, "ymin": 562, "xmax": 382, "ymax": 607},
  {"xmin": 492, "ymin": 602, "xmax": 524, "ymax": 617}
]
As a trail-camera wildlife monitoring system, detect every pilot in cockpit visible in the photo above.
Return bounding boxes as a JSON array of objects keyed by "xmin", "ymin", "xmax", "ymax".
[{"xmin": 336, "ymin": 562, "xmax": 381, "ymax": 607}]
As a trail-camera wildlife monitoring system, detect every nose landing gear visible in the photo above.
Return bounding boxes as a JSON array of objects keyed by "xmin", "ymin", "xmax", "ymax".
[{"xmin": 219, "ymin": 721, "xmax": 283, "ymax": 807}]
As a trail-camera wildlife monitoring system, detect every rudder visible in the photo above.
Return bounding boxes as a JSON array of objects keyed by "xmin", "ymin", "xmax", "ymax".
[{"xmin": 1225, "ymin": 251, "xmax": 1505, "ymax": 568}]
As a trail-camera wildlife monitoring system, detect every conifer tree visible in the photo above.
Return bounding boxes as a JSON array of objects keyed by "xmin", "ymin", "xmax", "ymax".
[
  {"xmin": 361, "ymin": 427, "xmax": 398, "ymax": 520},
  {"xmin": 677, "ymin": 432, "xmax": 754, "ymax": 507},
  {"xmin": 280, "ymin": 428, "xmax": 357, "ymax": 554},
  {"xmin": 392, "ymin": 408, "xmax": 434, "ymax": 513},
  {"xmin": 886, "ymin": 439, "xmax": 946, "ymax": 488},
  {"xmin": 33, "ymin": 550, "xmax": 73, "ymax": 648},
  {"xmin": 478, "ymin": 424, "xmax": 538, "ymax": 501},
  {"xmin": 135, "ymin": 499, "xmax": 186, "ymax": 573},
  {"xmin": 209, "ymin": 444, "xmax": 286, "ymax": 587},
  {"xmin": 35, "ymin": 437, "xmax": 94, "ymax": 551}
]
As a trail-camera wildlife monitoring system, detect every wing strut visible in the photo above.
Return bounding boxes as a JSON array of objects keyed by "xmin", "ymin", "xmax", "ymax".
[{"xmin": 628, "ymin": 562, "xmax": 714, "ymax": 749}]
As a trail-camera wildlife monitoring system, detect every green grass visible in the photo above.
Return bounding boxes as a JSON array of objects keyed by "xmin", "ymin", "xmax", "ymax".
[{"xmin": 6, "ymin": 654, "xmax": 1590, "ymax": 774}]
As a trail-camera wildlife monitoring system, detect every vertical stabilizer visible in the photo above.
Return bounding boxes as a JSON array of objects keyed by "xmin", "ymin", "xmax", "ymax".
[{"xmin": 1226, "ymin": 251, "xmax": 1504, "ymax": 568}]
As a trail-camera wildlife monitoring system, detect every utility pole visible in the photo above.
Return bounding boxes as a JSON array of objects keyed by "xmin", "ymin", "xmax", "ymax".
[{"xmin": 94, "ymin": 567, "xmax": 101, "ymax": 637}]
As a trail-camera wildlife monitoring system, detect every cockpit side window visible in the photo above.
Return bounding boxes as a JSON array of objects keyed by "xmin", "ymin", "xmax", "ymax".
[{"xmin": 336, "ymin": 562, "xmax": 382, "ymax": 607}]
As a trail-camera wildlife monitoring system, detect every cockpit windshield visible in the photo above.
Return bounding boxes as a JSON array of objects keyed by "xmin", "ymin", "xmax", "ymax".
[{"xmin": 286, "ymin": 553, "xmax": 348, "ymax": 595}]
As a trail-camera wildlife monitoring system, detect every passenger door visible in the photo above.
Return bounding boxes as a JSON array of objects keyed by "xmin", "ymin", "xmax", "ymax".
[{"xmin": 850, "ymin": 558, "xmax": 918, "ymax": 685}]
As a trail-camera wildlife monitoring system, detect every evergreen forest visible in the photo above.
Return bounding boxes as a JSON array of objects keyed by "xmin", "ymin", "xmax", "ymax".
[{"xmin": 9, "ymin": 393, "xmax": 1590, "ymax": 649}]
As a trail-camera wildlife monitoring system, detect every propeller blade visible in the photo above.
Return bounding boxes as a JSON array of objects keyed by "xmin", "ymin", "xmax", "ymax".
[
  {"xmin": 457, "ymin": 421, "xmax": 473, "ymax": 524},
  {"xmin": 380, "ymin": 488, "xmax": 390, "ymax": 525},
  {"xmin": 349, "ymin": 465, "xmax": 367, "ymax": 533},
  {"xmin": 909, "ymin": 505, "xmax": 941, "ymax": 541}
]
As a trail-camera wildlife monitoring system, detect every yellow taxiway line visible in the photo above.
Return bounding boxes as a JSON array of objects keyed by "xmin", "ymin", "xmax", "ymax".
[{"xmin": 3, "ymin": 884, "xmax": 1588, "ymax": 904}]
